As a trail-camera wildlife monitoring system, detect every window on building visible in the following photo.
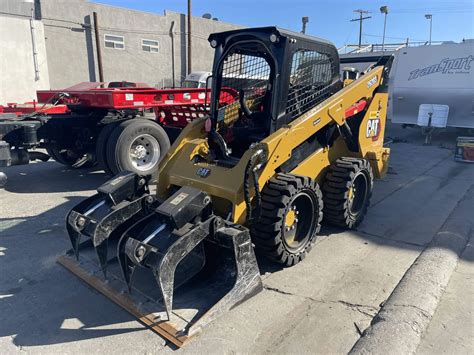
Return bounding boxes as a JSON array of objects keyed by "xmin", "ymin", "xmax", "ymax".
[
  {"xmin": 142, "ymin": 39, "xmax": 159, "ymax": 53},
  {"xmin": 104, "ymin": 34, "xmax": 125, "ymax": 49}
]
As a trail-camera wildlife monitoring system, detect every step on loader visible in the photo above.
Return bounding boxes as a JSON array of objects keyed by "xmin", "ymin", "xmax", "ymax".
[{"xmin": 66, "ymin": 27, "xmax": 392, "ymax": 339}]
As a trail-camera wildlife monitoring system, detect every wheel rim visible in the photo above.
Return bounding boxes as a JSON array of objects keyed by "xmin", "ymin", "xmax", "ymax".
[
  {"xmin": 128, "ymin": 134, "xmax": 160, "ymax": 171},
  {"xmin": 282, "ymin": 191, "xmax": 316, "ymax": 252},
  {"xmin": 348, "ymin": 172, "xmax": 368, "ymax": 215}
]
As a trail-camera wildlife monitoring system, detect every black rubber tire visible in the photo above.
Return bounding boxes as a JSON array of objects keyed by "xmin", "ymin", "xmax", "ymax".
[
  {"xmin": 96, "ymin": 122, "xmax": 121, "ymax": 175},
  {"xmin": 106, "ymin": 119, "xmax": 170, "ymax": 177},
  {"xmin": 46, "ymin": 147, "xmax": 96, "ymax": 168},
  {"xmin": 322, "ymin": 157, "xmax": 373, "ymax": 229},
  {"xmin": 251, "ymin": 173, "xmax": 323, "ymax": 266}
]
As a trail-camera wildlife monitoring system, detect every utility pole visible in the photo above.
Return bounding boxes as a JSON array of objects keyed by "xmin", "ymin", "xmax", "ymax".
[
  {"xmin": 380, "ymin": 6, "xmax": 388, "ymax": 51},
  {"xmin": 93, "ymin": 12, "xmax": 104, "ymax": 82},
  {"xmin": 187, "ymin": 0, "xmax": 192, "ymax": 74},
  {"xmin": 169, "ymin": 21, "xmax": 176, "ymax": 88},
  {"xmin": 425, "ymin": 14, "xmax": 432, "ymax": 45},
  {"xmin": 29, "ymin": 1, "xmax": 40, "ymax": 81},
  {"xmin": 351, "ymin": 9, "xmax": 371, "ymax": 48},
  {"xmin": 301, "ymin": 16, "xmax": 309, "ymax": 34}
]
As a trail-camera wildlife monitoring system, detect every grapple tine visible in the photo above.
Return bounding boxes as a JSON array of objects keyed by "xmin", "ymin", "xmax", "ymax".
[
  {"xmin": 114, "ymin": 186, "xmax": 263, "ymax": 335},
  {"xmin": 118, "ymin": 236, "xmax": 142, "ymax": 292},
  {"xmin": 95, "ymin": 240, "xmax": 109, "ymax": 279},
  {"xmin": 154, "ymin": 219, "xmax": 213, "ymax": 319},
  {"xmin": 66, "ymin": 211, "xmax": 82, "ymax": 260},
  {"xmin": 65, "ymin": 171, "xmax": 155, "ymax": 278},
  {"xmin": 117, "ymin": 213, "xmax": 159, "ymax": 292},
  {"xmin": 65, "ymin": 196, "xmax": 104, "ymax": 260},
  {"xmin": 187, "ymin": 224, "xmax": 263, "ymax": 336}
]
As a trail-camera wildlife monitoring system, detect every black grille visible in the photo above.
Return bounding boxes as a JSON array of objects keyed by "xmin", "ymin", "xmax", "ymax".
[{"xmin": 286, "ymin": 49, "xmax": 335, "ymax": 119}]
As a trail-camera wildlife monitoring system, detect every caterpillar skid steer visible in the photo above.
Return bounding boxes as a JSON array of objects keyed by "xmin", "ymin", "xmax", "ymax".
[{"xmin": 66, "ymin": 27, "xmax": 392, "ymax": 338}]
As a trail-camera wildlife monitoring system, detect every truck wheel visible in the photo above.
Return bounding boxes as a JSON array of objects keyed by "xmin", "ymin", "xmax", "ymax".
[
  {"xmin": 46, "ymin": 147, "xmax": 95, "ymax": 168},
  {"xmin": 106, "ymin": 119, "xmax": 170, "ymax": 177},
  {"xmin": 96, "ymin": 122, "xmax": 120, "ymax": 175},
  {"xmin": 251, "ymin": 173, "xmax": 323, "ymax": 266},
  {"xmin": 322, "ymin": 157, "xmax": 373, "ymax": 229}
]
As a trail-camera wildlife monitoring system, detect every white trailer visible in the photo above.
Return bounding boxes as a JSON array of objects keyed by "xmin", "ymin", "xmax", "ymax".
[{"xmin": 389, "ymin": 41, "xmax": 474, "ymax": 128}]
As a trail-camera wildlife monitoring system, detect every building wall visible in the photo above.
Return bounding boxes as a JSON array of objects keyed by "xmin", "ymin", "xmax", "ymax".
[
  {"xmin": 0, "ymin": 15, "xmax": 50, "ymax": 102},
  {"xmin": 39, "ymin": 0, "xmax": 241, "ymax": 88}
]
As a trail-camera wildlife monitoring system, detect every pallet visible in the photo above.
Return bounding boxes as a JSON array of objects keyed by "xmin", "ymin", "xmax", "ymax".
[
  {"xmin": 57, "ymin": 254, "xmax": 190, "ymax": 347},
  {"xmin": 57, "ymin": 237, "xmax": 241, "ymax": 348},
  {"xmin": 56, "ymin": 235, "xmax": 235, "ymax": 348}
]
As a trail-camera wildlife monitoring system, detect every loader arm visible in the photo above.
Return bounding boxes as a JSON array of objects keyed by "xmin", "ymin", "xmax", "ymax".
[
  {"xmin": 259, "ymin": 64, "xmax": 390, "ymax": 185},
  {"xmin": 157, "ymin": 63, "xmax": 390, "ymax": 224}
]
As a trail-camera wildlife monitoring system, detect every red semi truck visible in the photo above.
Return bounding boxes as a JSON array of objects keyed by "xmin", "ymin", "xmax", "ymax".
[{"xmin": 0, "ymin": 80, "xmax": 237, "ymax": 178}]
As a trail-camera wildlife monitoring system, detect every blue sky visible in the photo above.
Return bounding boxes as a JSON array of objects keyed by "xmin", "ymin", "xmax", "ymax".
[{"xmin": 93, "ymin": 0, "xmax": 474, "ymax": 48}]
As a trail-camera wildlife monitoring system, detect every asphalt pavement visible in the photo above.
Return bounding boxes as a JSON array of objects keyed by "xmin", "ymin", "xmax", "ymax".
[{"xmin": 0, "ymin": 123, "xmax": 473, "ymax": 354}]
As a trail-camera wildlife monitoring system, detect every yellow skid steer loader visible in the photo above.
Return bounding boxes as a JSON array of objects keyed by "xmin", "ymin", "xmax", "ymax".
[{"xmin": 66, "ymin": 27, "xmax": 392, "ymax": 337}]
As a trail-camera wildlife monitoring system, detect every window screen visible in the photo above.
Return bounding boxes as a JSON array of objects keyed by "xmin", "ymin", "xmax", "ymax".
[
  {"xmin": 286, "ymin": 49, "xmax": 334, "ymax": 118},
  {"xmin": 215, "ymin": 52, "xmax": 271, "ymax": 124}
]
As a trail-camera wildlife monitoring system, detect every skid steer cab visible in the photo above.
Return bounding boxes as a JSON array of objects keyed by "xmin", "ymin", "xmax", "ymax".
[{"xmin": 66, "ymin": 27, "xmax": 393, "ymax": 339}]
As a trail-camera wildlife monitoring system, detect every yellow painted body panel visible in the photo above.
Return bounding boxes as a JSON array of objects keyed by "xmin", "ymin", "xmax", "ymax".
[{"xmin": 156, "ymin": 65, "xmax": 390, "ymax": 225}]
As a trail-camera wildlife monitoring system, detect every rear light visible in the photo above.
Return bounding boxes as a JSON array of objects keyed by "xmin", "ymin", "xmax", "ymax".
[{"xmin": 154, "ymin": 94, "xmax": 162, "ymax": 102}]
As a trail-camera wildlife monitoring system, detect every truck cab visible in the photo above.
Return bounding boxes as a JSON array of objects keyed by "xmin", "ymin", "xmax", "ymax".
[{"xmin": 182, "ymin": 71, "xmax": 212, "ymax": 88}]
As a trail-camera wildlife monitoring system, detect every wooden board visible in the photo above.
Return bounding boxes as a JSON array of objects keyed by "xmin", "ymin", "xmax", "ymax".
[{"xmin": 57, "ymin": 254, "xmax": 190, "ymax": 348}]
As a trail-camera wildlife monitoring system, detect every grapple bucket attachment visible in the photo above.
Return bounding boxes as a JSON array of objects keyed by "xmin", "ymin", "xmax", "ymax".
[
  {"xmin": 66, "ymin": 171, "xmax": 154, "ymax": 278},
  {"xmin": 117, "ymin": 186, "xmax": 263, "ymax": 336}
]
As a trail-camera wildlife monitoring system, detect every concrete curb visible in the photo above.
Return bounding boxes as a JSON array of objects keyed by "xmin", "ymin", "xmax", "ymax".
[{"xmin": 349, "ymin": 187, "xmax": 473, "ymax": 355}]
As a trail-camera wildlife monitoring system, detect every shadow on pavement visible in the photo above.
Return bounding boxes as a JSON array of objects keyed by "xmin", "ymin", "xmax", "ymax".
[
  {"xmin": 0, "ymin": 161, "xmax": 110, "ymax": 194},
  {"xmin": 0, "ymin": 197, "xmax": 148, "ymax": 348}
]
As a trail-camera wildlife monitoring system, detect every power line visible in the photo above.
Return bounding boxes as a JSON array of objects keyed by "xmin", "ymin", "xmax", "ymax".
[{"xmin": 350, "ymin": 9, "xmax": 372, "ymax": 48}]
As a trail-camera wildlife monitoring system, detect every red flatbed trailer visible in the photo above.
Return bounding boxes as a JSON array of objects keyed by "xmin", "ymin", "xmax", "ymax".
[{"xmin": 0, "ymin": 81, "xmax": 238, "ymax": 181}]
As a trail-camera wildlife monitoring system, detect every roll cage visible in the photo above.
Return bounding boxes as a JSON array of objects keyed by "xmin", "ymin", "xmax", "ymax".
[{"xmin": 208, "ymin": 26, "xmax": 342, "ymax": 136}]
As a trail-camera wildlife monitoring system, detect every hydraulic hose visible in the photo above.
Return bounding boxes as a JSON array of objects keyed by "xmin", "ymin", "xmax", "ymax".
[{"xmin": 244, "ymin": 147, "xmax": 266, "ymax": 224}]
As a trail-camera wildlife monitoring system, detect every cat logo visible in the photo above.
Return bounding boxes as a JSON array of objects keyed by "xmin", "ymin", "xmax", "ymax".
[
  {"xmin": 196, "ymin": 167, "xmax": 211, "ymax": 178},
  {"xmin": 366, "ymin": 118, "xmax": 380, "ymax": 141}
]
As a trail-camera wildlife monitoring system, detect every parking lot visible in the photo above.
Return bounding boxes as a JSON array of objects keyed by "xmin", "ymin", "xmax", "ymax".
[{"xmin": 0, "ymin": 122, "xmax": 473, "ymax": 354}]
